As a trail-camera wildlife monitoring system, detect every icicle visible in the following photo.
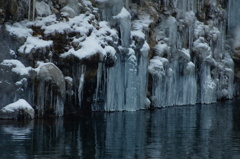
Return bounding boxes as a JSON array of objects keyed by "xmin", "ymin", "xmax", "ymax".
[
  {"xmin": 78, "ymin": 66, "xmax": 85, "ymax": 108},
  {"xmin": 124, "ymin": 0, "xmax": 129, "ymax": 10},
  {"xmin": 93, "ymin": 44, "xmax": 150, "ymax": 111},
  {"xmin": 28, "ymin": 0, "xmax": 31, "ymax": 20},
  {"xmin": 32, "ymin": 0, "xmax": 36, "ymax": 20},
  {"xmin": 113, "ymin": 7, "xmax": 131, "ymax": 47},
  {"xmin": 28, "ymin": 0, "xmax": 36, "ymax": 20},
  {"xmin": 94, "ymin": 63, "xmax": 103, "ymax": 103}
]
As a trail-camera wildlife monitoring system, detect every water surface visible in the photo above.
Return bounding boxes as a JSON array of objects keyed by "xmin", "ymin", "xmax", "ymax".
[{"xmin": 1, "ymin": 100, "xmax": 240, "ymax": 159}]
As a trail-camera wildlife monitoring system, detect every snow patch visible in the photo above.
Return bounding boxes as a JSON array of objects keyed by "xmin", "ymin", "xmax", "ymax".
[
  {"xmin": 140, "ymin": 41, "xmax": 150, "ymax": 57},
  {"xmin": 61, "ymin": 36, "xmax": 105, "ymax": 59},
  {"xmin": 5, "ymin": 22, "xmax": 33, "ymax": 39},
  {"xmin": 35, "ymin": 1, "xmax": 51, "ymax": 17},
  {"xmin": 1, "ymin": 99, "xmax": 34, "ymax": 119},
  {"xmin": 18, "ymin": 37, "xmax": 53, "ymax": 54},
  {"xmin": 131, "ymin": 30, "xmax": 145, "ymax": 39},
  {"xmin": 113, "ymin": 7, "xmax": 131, "ymax": 19},
  {"xmin": 1, "ymin": 59, "xmax": 31, "ymax": 76}
]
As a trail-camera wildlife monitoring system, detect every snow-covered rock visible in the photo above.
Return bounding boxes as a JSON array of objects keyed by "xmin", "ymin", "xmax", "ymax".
[
  {"xmin": 1, "ymin": 59, "xmax": 31, "ymax": 76},
  {"xmin": 18, "ymin": 37, "xmax": 53, "ymax": 55},
  {"xmin": 0, "ymin": 99, "xmax": 34, "ymax": 120},
  {"xmin": 35, "ymin": 1, "xmax": 51, "ymax": 17},
  {"xmin": 33, "ymin": 62, "xmax": 65, "ymax": 117}
]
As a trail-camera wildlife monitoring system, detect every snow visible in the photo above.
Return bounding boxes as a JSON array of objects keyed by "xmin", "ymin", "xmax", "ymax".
[
  {"xmin": 210, "ymin": 27, "xmax": 220, "ymax": 41},
  {"xmin": 18, "ymin": 36, "xmax": 53, "ymax": 54},
  {"xmin": 178, "ymin": 48, "xmax": 190, "ymax": 61},
  {"xmin": 104, "ymin": 46, "xmax": 116, "ymax": 56},
  {"xmin": 5, "ymin": 22, "xmax": 33, "ymax": 39},
  {"xmin": 1, "ymin": 99, "xmax": 34, "ymax": 118},
  {"xmin": 193, "ymin": 37, "xmax": 212, "ymax": 58},
  {"xmin": 61, "ymin": 6, "xmax": 76, "ymax": 18},
  {"xmin": 33, "ymin": 14, "xmax": 56, "ymax": 27},
  {"xmin": 154, "ymin": 41, "xmax": 169, "ymax": 57},
  {"xmin": 131, "ymin": 30, "xmax": 145, "ymax": 39},
  {"xmin": 148, "ymin": 56, "xmax": 166, "ymax": 77},
  {"xmin": 194, "ymin": 21, "xmax": 205, "ymax": 39},
  {"xmin": 184, "ymin": 11, "xmax": 195, "ymax": 26},
  {"xmin": 132, "ymin": 14, "xmax": 153, "ymax": 31},
  {"xmin": 113, "ymin": 7, "xmax": 131, "ymax": 19},
  {"xmin": 61, "ymin": 36, "xmax": 105, "ymax": 59},
  {"xmin": 65, "ymin": 76, "xmax": 73, "ymax": 82},
  {"xmin": 32, "ymin": 14, "xmax": 73, "ymax": 36},
  {"xmin": 44, "ymin": 22, "xmax": 71, "ymax": 36},
  {"xmin": 35, "ymin": 1, "xmax": 51, "ymax": 17},
  {"xmin": 83, "ymin": 0, "xmax": 92, "ymax": 6},
  {"xmin": 1, "ymin": 59, "xmax": 31, "ymax": 76},
  {"xmin": 140, "ymin": 41, "xmax": 150, "ymax": 57},
  {"xmin": 5, "ymin": 7, "xmax": 117, "ymax": 61},
  {"xmin": 15, "ymin": 78, "xmax": 27, "ymax": 86},
  {"xmin": 185, "ymin": 62, "xmax": 195, "ymax": 74},
  {"xmin": 98, "ymin": 21, "xmax": 117, "ymax": 36},
  {"xmin": 95, "ymin": 0, "xmax": 108, "ymax": 2},
  {"xmin": 33, "ymin": 61, "xmax": 49, "ymax": 74}
]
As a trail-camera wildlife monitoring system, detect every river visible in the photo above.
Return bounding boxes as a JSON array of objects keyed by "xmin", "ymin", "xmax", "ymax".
[{"xmin": 1, "ymin": 100, "xmax": 240, "ymax": 159}]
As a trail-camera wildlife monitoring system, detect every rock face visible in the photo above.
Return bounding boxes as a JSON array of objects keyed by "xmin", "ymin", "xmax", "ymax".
[{"xmin": 0, "ymin": 0, "xmax": 239, "ymax": 116}]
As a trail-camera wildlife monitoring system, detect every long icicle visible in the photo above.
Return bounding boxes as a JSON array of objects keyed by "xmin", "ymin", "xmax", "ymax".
[
  {"xmin": 32, "ymin": 0, "xmax": 36, "ymax": 20},
  {"xmin": 28, "ymin": 0, "xmax": 31, "ymax": 20}
]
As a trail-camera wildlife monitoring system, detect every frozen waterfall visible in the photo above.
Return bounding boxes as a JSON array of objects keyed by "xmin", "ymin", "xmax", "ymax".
[
  {"xmin": 92, "ymin": 0, "xmax": 234, "ymax": 110},
  {"xmin": 0, "ymin": 0, "xmax": 237, "ymax": 115}
]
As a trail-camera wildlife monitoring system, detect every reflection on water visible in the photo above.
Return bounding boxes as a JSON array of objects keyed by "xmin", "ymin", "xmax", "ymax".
[
  {"xmin": 1, "ymin": 100, "xmax": 240, "ymax": 159},
  {"xmin": 3, "ymin": 122, "xmax": 33, "ymax": 141}
]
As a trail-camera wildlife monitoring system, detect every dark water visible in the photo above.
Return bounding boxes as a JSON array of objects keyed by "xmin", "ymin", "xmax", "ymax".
[{"xmin": 1, "ymin": 100, "xmax": 240, "ymax": 159}]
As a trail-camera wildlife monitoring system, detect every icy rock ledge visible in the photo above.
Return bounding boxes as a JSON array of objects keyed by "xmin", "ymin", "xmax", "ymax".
[{"xmin": 0, "ymin": 99, "xmax": 34, "ymax": 120}]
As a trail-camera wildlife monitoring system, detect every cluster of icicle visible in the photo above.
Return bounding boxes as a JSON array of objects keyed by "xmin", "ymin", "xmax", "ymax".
[{"xmin": 92, "ymin": 0, "xmax": 234, "ymax": 111}]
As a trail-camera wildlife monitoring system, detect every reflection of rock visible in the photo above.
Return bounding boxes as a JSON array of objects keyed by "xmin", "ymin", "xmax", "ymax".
[
  {"xmin": 2, "ymin": 121, "xmax": 33, "ymax": 140},
  {"xmin": 0, "ymin": 99, "xmax": 34, "ymax": 120}
]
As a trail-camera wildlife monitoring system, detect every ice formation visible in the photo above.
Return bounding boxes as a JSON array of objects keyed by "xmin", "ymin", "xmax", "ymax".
[{"xmin": 0, "ymin": 0, "xmax": 239, "ymax": 116}]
